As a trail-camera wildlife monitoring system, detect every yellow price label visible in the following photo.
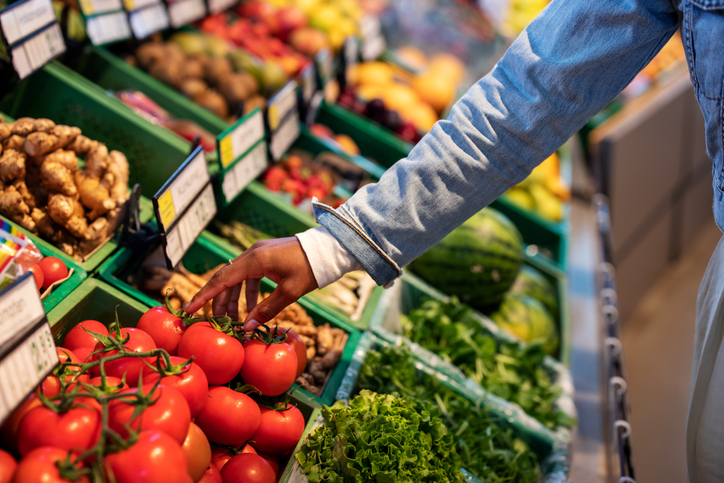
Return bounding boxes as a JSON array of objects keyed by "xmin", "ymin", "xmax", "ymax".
[
  {"xmin": 268, "ymin": 104, "xmax": 279, "ymax": 131},
  {"xmin": 157, "ymin": 190, "xmax": 176, "ymax": 228},
  {"xmin": 79, "ymin": 0, "xmax": 94, "ymax": 14},
  {"xmin": 219, "ymin": 135, "xmax": 234, "ymax": 169}
]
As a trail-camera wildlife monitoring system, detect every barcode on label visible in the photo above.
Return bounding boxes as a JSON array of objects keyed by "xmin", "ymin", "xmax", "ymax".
[
  {"xmin": 129, "ymin": 2, "xmax": 168, "ymax": 38},
  {"xmin": 155, "ymin": 148, "xmax": 209, "ymax": 230},
  {"xmin": 168, "ymin": 0, "xmax": 205, "ymax": 28},
  {"xmin": 86, "ymin": 12, "xmax": 131, "ymax": 45},
  {"xmin": 270, "ymin": 116, "xmax": 300, "ymax": 162},
  {"xmin": 79, "ymin": 0, "xmax": 123, "ymax": 15},
  {"xmin": 0, "ymin": 0, "xmax": 56, "ymax": 45},
  {"xmin": 163, "ymin": 183, "xmax": 217, "ymax": 267},
  {"xmin": 207, "ymin": 0, "xmax": 236, "ymax": 14},
  {"xmin": 360, "ymin": 15, "xmax": 385, "ymax": 61},
  {"xmin": 218, "ymin": 110, "xmax": 264, "ymax": 169},
  {"xmin": 11, "ymin": 23, "xmax": 65, "ymax": 79},
  {"xmin": 223, "ymin": 141, "xmax": 268, "ymax": 203},
  {"xmin": 0, "ymin": 323, "xmax": 58, "ymax": 422}
]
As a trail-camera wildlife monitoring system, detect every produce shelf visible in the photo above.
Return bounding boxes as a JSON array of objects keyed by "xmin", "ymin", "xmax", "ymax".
[{"xmin": 98, "ymin": 233, "xmax": 361, "ymax": 407}]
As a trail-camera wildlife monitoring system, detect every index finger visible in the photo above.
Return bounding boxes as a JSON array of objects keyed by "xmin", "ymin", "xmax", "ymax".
[{"xmin": 184, "ymin": 253, "xmax": 261, "ymax": 313}]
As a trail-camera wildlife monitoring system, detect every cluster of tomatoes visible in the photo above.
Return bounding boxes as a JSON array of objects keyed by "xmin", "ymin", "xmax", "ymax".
[
  {"xmin": 27, "ymin": 256, "xmax": 69, "ymax": 294},
  {"xmin": 0, "ymin": 302, "xmax": 310, "ymax": 483}
]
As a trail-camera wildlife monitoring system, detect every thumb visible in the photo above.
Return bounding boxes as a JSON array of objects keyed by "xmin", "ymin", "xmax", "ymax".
[{"xmin": 243, "ymin": 284, "xmax": 298, "ymax": 331}]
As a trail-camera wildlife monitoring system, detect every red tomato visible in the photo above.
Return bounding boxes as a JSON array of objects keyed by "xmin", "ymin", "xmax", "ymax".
[
  {"xmin": 182, "ymin": 423, "xmax": 211, "ymax": 482},
  {"xmin": 72, "ymin": 347, "xmax": 94, "ymax": 364},
  {"xmin": 144, "ymin": 356, "xmax": 209, "ymax": 417},
  {"xmin": 104, "ymin": 430, "xmax": 188, "ymax": 483},
  {"xmin": 0, "ymin": 395, "xmax": 42, "ymax": 452},
  {"xmin": 198, "ymin": 465, "xmax": 222, "ymax": 483},
  {"xmin": 17, "ymin": 405, "xmax": 101, "ymax": 457},
  {"xmin": 249, "ymin": 405, "xmax": 304, "ymax": 454},
  {"xmin": 63, "ymin": 320, "xmax": 109, "ymax": 352},
  {"xmin": 0, "ymin": 449, "xmax": 16, "ymax": 483},
  {"xmin": 239, "ymin": 341, "xmax": 297, "ymax": 396},
  {"xmin": 12, "ymin": 447, "xmax": 89, "ymax": 483},
  {"xmin": 284, "ymin": 330, "xmax": 307, "ymax": 378},
  {"xmin": 210, "ymin": 447, "xmax": 233, "ymax": 472},
  {"xmin": 177, "ymin": 323, "xmax": 244, "ymax": 386},
  {"xmin": 220, "ymin": 454, "xmax": 275, "ymax": 483},
  {"xmin": 39, "ymin": 375, "xmax": 61, "ymax": 398},
  {"xmin": 240, "ymin": 444, "xmax": 257, "ymax": 455},
  {"xmin": 109, "ymin": 385, "xmax": 191, "ymax": 444},
  {"xmin": 27, "ymin": 265, "xmax": 43, "ymax": 291},
  {"xmin": 56, "ymin": 348, "xmax": 89, "ymax": 386},
  {"xmin": 38, "ymin": 257, "xmax": 68, "ymax": 289},
  {"xmin": 90, "ymin": 327, "xmax": 156, "ymax": 379},
  {"xmin": 255, "ymin": 452, "xmax": 279, "ymax": 476},
  {"xmin": 137, "ymin": 306, "xmax": 186, "ymax": 356},
  {"xmin": 195, "ymin": 387, "xmax": 260, "ymax": 447}
]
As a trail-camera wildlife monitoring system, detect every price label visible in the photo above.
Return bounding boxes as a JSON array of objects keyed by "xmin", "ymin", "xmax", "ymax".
[
  {"xmin": 0, "ymin": 0, "xmax": 56, "ymax": 45},
  {"xmin": 343, "ymin": 36, "xmax": 358, "ymax": 72},
  {"xmin": 167, "ymin": 0, "xmax": 205, "ymax": 28},
  {"xmin": 78, "ymin": 0, "xmax": 122, "ymax": 15},
  {"xmin": 9, "ymin": 23, "xmax": 65, "ymax": 79},
  {"xmin": 128, "ymin": 2, "xmax": 168, "ymax": 38},
  {"xmin": 0, "ymin": 273, "xmax": 58, "ymax": 425},
  {"xmin": 86, "ymin": 11, "xmax": 131, "ymax": 45},
  {"xmin": 123, "ymin": 0, "xmax": 157, "ymax": 11},
  {"xmin": 267, "ymin": 81, "xmax": 300, "ymax": 162},
  {"xmin": 360, "ymin": 15, "xmax": 385, "ymax": 61},
  {"xmin": 218, "ymin": 109, "xmax": 265, "ymax": 169},
  {"xmin": 222, "ymin": 141, "xmax": 268, "ymax": 204},
  {"xmin": 207, "ymin": 0, "xmax": 236, "ymax": 14},
  {"xmin": 153, "ymin": 146, "xmax": 217, "ymax": 269},
  {"xmin": 315, "ymin": 48, "xmax": 334, "ymax": 87},
  {"xmin": 300, "ymin": 62, "xmax": 316, "ymax": 109}
]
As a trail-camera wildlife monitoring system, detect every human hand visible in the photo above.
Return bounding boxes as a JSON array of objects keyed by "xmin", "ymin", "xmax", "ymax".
[{"xmin": 184, "ymin": 237, "xmax": 318, "ymax": 331}]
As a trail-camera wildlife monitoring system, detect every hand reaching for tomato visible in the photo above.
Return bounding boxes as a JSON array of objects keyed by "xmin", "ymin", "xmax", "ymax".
[{"xmin": 184, "ymin": 238, "xmax": 318, "ymax": 331}]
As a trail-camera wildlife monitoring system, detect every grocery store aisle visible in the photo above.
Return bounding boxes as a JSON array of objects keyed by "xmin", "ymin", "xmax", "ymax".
[{"xmin": 621, "ymin": 221, "xmax": 721, "ymax": 483}]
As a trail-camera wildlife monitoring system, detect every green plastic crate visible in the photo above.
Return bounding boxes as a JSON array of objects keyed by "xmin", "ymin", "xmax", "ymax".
[
  {"xmin": 0, "ymin": 218, "xmax": 87, "ymax": 313},
  {"xmin": 97, "ymin": 233, "xmax": 361, "ymax": 407},
  {"xmin": 279, "ymin": 331, "xmax": 570, "ymax": 482}
]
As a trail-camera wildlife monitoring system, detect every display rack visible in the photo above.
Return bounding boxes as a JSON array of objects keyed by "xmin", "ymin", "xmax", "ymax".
[{"xmin": 595, "ymin": 193, "xmax": 636, "ymax": 483}]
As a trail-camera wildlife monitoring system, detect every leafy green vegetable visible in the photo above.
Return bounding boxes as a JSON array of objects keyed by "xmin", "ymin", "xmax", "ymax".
[
  {"xmin": 297, "ymin": 390, "xmax": 464, "ymax": 483},
  {"xmin": 403, "ymin": 297, "xmax": 576, "ymax": 429},
  {"xmin": 358, "ymin": 344, "xmax": 541, "ymax": 482}
]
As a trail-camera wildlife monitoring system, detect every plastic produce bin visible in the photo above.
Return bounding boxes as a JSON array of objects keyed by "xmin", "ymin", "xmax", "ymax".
[
  {"xmin": 278, "ymin": 330, "xmax": 570, "ymax": 482},
  {"xmin": 0, "ymin": 63, "xmax": 189, "ymax": 271},
  {"xmin": 98, "ymin": 234, "xmax": 361, "ymax": 407}
]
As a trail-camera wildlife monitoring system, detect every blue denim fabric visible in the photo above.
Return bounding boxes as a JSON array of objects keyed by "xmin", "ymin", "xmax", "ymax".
[{"xmin": 315, "ymin": 0, "xmax": 724, "ymax": 287}]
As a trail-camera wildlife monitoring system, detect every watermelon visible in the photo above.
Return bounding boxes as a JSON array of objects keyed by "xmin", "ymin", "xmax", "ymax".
[
  {"xmin": 509, "ymin": 265, "xmax": 558, "ymax": 318},
  {"xmin": 409, "ymin": 207, "xmax": 524, "ymax": 310},
  {"xmin": 491, "ymin": 292, "xmax": 559, "ymax": 356}
]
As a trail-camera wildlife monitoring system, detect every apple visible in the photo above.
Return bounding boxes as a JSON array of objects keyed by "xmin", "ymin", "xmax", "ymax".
[
  {"xmin": 288, "ymin": 28, "xmax": 330, "ymax": 57},
  {"xmin": 276, "ymin": 6, "xmax": 307, "ymax": 41}
]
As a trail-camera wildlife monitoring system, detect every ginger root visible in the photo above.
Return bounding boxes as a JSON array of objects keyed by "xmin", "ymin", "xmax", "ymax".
[
  {"xmin": 10, "ymin": 118, "xmax": 34, "ymax": 136},
  {"xmin": 3, "ymin": 135, "xmax": 24, "ymax": 150},
  {"xmin": 47, "ymin": 193, "xmax": 88, "ymax": 239},
  {"xmin": 0, "ymin": 149, "xmax": 26, "ymax": 183},
  {"xmin": 0, "ymin": 123, "xmax": 11, "ymax": 141},
  {"xmin": 75, "ymin": 170, "xmax": 114, "ymax": 220},
  {"xmin": 32, "ymin": 119, "xmax": 55, "ymax": 133},
  {"xmin": 25, "ymin": 126, "xmax": 81, "ymax": 157},
  {"xmin": 31, "ymin": 207, "xmax": 57, "ymax": 239},
  {"xmin": 40, "ymin": 154, "xmax": 77, "ymax": 197},
  {"xmin": 67, "ymin": 135, "xmax": 97, "ymax": 155}
]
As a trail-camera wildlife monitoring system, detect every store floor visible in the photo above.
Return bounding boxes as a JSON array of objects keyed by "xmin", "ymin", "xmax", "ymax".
[{"xmin": 621, "ymin": 220, "xmax": 721, "ymax": 483}]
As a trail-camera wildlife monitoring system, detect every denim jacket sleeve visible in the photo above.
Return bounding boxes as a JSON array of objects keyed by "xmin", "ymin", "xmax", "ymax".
[{"xmin": 312, "ymin": 0, "xmax": 680, "ymax": 286}]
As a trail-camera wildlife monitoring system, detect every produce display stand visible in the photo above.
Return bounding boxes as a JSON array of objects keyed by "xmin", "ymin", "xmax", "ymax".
[{"xmin": 98, "ymin": 233, "xmax": 362, "ymax": 407}]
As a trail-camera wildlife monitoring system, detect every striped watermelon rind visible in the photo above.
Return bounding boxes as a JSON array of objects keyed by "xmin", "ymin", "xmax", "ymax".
[
  {"xmin": 491, "ymin": 292, "xmax": 559, "ymax": 356},
  {"xmin": 409, "ymin": 207, "xmax": 524, "ymax": 310},
  {"xmin": 509, "ymin": 265, "xmax": 559, "ymax": 319}
]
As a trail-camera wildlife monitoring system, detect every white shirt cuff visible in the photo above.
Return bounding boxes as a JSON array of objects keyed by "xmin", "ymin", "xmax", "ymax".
[{"xmin": 296, "ymin": 226, "xmax": 361, "ymax": 288}]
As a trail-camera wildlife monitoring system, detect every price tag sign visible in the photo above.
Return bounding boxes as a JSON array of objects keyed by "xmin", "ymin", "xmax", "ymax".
[
  {"xmin": 360, "ymin": 15, "xmax": 385, "ymax": 61},
  {"xmin": 343, "ymin": 35, "xmax": 358, "ymax": 73},
  {"xmin": 216, "ymin": 108, "xmax": 268, "ymax": 205},
  {"xmin": 0, "ymin": 0, "xmax": 66, "ymax": 80},
  {"xmin": 78, "ymin": 0, "xmax": 122, "ymax": 15},
  {"xmin": 207, "ymin": 0, "xmax": 236, "ymax": 14},
  {"xmin": 167, "ymin": 0, "xmax": 205, "ymax": 28},
  {"xmin": 300, "ymin": 62, "xmax": 317, "ymax": 110},
  {"xmin": 128, "ymin": 2, "xmax": 168, "ymax": 38},
  {"xmin": 153, "ymin": 146, "xmax": 217, "ymax": 268},
  {"xmin": 315, "ymin": 48, "xmax": 334, "ymax": 87},
  {"xmin": 0, "ymin": 273, "xmax": 58, "ymax": 425},
  {"xmin": 86, "ymin": 12, "xmax": 132, "ymax": 45},
  {"xmin": 266, "ymin": 81, "xmax": 300, "ymax": 162}
]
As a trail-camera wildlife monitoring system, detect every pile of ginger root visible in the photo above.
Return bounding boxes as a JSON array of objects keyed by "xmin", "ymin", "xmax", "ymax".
[{"xmin": 0, "ymin": 115, "xmax": 130, "ymax": 259}]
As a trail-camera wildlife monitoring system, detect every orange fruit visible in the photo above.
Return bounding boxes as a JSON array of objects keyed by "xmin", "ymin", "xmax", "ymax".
[
  {"xmin": 428, "ymin": 53, "xmax": 465, "ymax": 84},
  {"xmin": 411, "ymin": 73, "xmax": 455, "ymax": 114}
]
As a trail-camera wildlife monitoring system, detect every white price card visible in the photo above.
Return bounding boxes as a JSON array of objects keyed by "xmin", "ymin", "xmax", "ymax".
[
  {"xmin": 218, "ymin": 109, "xmax": 265, "ymax": 169},
  {"xmin": 167, "ymin": 0, "xmax": 205, "ymax": 28},
  {"xmin": 222, "ymin": 141, "xmax": 268, "ymax": 204},
  {"xmin": 86, "ymin": 12, "xmax": 131, "ymax": 45},
  {"xmin": 360, "ymin": 15, "xmax": 385, "ymax": 61},
  {"xmin": 0, "ymin": 0, "xmax": 56, "ymax": 45},
  {"xmin": 267, "ymin": 81, "xmax": 300, "ymax": 162},
  {"xmin": 207, "ymin": 0, "xmax": 236, "ymax": 14},
  {"xmin": 0, "ymin": 273, "xmax": 58, "ymax": 424},
  {"xmin": 128, "ymin": 2, "xmax": 168, "ymax": 38},
  {"xmin": 123, "ymin": 0, "xmax": 158, "ymax": 11},
  {"xmin": 269, "ymin": 116, "xmax": 300, "ymax": 163},
  {"xmin": 315, "ymin": 48, "xmax": 334, "ymax": 86},
  {"xmin": 301, "ymin": 62, "xmax": 316, "ymax": 108},
  {"xmin": 163, "ymin": 183, "xmax": 217, "ymax": 267},
  {"xmin": 10, "ymin": 23, "xmax": 65, "ymax": 79},
  {"xmin": 78, "ymin": 0, "xmax": 123, "ymax": 15}
]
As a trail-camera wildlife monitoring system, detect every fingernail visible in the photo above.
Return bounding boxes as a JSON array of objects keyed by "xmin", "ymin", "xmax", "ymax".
[
  {"xmin": 244, "ymin": 319, "xmax": 259, "ymax": 331},
  {"xmin": 183, "ymin": 303, "xmax": 191, "ymax": 311}
]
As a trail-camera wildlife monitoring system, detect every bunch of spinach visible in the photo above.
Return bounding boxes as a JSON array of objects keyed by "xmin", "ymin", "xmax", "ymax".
[
  {"xmin": 297, "ymin": 390, "xmax": 464, "ymax": 483},
  {"xmin": 357, "ymin": 344, "xmax": 541, "ymax": 483},
  {"xmin": 403, "ymin": 297, "xmax": 575, "ymax": 429}
]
